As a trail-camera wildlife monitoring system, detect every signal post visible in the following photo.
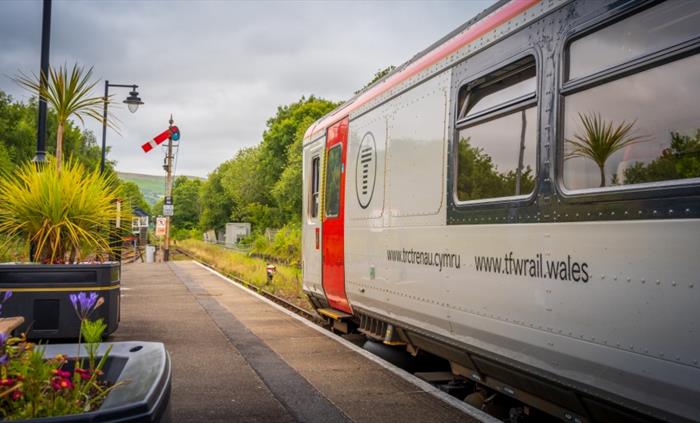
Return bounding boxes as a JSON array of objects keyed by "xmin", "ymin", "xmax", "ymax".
[
  {"xmin": 141, "ymin": 116, "xmax": 180, "ymax": 262},
  {"xmin": 163, "ymin": 116, "xmax": 174, "ymax": 261}
]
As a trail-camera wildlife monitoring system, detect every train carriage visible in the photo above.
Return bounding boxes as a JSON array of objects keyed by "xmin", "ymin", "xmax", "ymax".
[{"xmin": 301, "ymin": 1, "xmax": 700, "ymax": 421}]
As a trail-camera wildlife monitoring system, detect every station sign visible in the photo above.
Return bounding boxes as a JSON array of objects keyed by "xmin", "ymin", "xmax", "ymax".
[{"xmin": 163, "ymin": 204, "xmax": 174, "ymax": 217}]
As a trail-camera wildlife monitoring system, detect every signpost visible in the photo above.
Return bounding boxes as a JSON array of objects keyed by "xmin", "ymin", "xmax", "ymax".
[{"xmin": 163, "ymin": 196, "xmax": 173, "ymax": 217}]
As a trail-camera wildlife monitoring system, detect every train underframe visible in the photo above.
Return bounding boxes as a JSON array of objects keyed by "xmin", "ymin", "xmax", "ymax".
[{"xmin": 306, "ymin": 292, "xmax": 667, "ymax": 423}]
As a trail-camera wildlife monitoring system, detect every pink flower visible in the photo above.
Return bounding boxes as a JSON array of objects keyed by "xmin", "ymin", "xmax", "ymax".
[
  {"xmin": 11, "ymin": 390, "xmax": 22, "ymax": 401},
  {"xmin": 75, "ymin": 367, "xmax": 102, "ymax": 380},
  {"xmin": 52, "ymin": 369, "xmax": 71, "ymax": 378},
  {"xmin": 0, "ymin": 377, "xmax": 15, "ymax": 386},
  {"xmin": 51, "ymin": 377, "xmax": 73, "ymax": 391}
]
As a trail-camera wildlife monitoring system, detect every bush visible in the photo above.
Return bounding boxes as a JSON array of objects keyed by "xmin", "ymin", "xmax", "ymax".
[
  {"xmin": 249, "ymin": 224, "xmax": 301, "ymax": 266},
  {"xmin": 172, "ymin": 227, "xmax": 201, "ymax": 241},
  {"xmin": 0, "ymin": 157, "xmax": 130, "ymax": 263}
]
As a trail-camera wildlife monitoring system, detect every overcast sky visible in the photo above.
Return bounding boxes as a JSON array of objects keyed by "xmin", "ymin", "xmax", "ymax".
[{"xmin": 0, "ymin": 0, "xmax": 494, "ymax": 178}]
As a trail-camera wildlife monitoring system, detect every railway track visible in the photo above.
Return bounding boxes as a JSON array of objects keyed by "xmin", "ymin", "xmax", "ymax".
[{"xmin": 172, "ymin": 247, "xmax": 321, "ymax": 323}]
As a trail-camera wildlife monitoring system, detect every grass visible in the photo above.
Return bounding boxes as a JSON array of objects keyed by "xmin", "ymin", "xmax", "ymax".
[{"xmin": 176, "ymin": 239, "xmax": 312, "ymax": 311}]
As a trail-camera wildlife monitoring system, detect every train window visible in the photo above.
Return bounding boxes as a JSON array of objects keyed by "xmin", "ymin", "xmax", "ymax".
[
  {"xmin": 456, "ymin": 57, "xmax": 537, "ymax": 202},
  {"xmin": 325, "ymin": 145, "xmax": 342, "ymax": 217},
  {"xmin": 567, "ymin": 1, "xmax": 700, "ymax": 81},
  {"xmin": 562, "ymin": 53, "xmax": 700, "ymax": 191},
  {"xmin": 458, "ymin": 56, "xmax": 535, "ymax": 121},
  {"xmin": 310, "ymin": 156, "xmax": 320, "ymax": 218}
]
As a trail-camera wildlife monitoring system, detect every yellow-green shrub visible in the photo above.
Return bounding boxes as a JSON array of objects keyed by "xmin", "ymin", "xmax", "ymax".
[{"xmin": 0, "ymin": 157, "xmax": 130, "ymax": 263}]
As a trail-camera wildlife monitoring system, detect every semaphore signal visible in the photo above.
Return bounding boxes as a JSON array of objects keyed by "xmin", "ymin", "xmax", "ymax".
[{"xmin": 141, "ymin": 126, "xmax": 180, "ymax": 153}]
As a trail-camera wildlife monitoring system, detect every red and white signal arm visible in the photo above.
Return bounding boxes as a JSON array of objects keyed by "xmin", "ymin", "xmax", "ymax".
[{"xmin": 142, "ymin": 126, "xmax": 181, "ymax": 153}]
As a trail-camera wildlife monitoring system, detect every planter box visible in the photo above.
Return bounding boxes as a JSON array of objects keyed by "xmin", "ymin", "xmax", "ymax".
[
  {"xmin": 0, "ymin": 262, "xmax": 120, "ymax": 339},
  {"xmin": 28, "ymin": 341, "xmax": 171, "ymax": 423}
]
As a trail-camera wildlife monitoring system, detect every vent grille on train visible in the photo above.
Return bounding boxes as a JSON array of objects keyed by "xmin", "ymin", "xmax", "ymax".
[
  {"xmin": 360, "ymin": 145, "xmax": 373, "ymax": 196},
  {"xmin": 358, "ymin": 313, "xmax": 387, "ymax": 341}
]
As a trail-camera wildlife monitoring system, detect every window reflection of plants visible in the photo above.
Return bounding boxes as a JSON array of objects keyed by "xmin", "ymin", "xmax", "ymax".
[
  {"xmin": 622, "ymin": 130, "xmax": 700, "ymax": 184},
  {"xmin": 565, "ymin": 112, "xmax": 646, "ymax": 187},
  {"xmin": 325, "ymin": 147, "xmax": 341, "ymax": 216},
  {"xmin": 457, "ymin": 137, "xmax": 535, "ymax": 200}
]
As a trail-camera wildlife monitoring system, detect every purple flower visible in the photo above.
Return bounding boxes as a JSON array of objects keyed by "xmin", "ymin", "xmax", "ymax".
[
  {"xmin": 69, "ymin": 291, "xmax": 101, "ymax": 320},
  {"xmin": 0, "ymin": 333, "xmax": 7, "ymax": 366},
  {"xmin": 0, "ymin": 290, "xmax": 11, "ymax": 316}
]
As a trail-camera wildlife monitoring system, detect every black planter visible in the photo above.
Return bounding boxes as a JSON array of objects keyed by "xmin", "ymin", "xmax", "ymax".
[
  {"xmin": 24, "ymin": 341, "xmax": 171, "ymax": 423},
  {"xmin": 0, "ymin": 262, "xmax": 120, "ymax": 339}
]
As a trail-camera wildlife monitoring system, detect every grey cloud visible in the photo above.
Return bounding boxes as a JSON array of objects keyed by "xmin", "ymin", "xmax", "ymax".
[{"xmin": 1, "ymin": 0, "xmax": 494, "ymax": 177}]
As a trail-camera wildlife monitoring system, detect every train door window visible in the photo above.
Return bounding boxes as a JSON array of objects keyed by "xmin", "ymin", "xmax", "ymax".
[
  {"xmin": 455, "ymin": 56, "xmax": 537, "ymax": 202},
  {"xmin": 310, "ymin": 156, "xmax": 320, "ymax": 218},
  {"xmin": 325, "ymin": 145, "xmax": 342, "ymax": 217},
  {"xmin": 561, "ymin": 4, "xmax": 700, "ymax": 191}
]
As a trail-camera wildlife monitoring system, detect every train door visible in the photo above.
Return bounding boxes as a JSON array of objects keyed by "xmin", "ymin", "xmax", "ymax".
[
  {"xmin": 322, "ymin": 117, "xmax": 351, "ymax": 313},
  {"xmin": 301, "ymin": 139, "xmax": 324, "ymax": 300}
]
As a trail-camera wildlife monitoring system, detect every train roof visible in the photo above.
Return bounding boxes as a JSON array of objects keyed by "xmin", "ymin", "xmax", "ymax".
[{"xmin": 303, "ymin": 0, "xmax": 539, "ymax": 142}]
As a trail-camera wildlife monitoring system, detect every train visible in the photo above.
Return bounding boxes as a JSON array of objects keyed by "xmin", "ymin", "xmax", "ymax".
[{"xmin": 300, "ymin": 0, "xmax": 700, "ymax": 421}]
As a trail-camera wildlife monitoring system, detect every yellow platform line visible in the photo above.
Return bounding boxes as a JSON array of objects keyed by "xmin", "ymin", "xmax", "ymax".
[{"xmin": 0, "ymin": 285, "xmax": 119, "ymax": 293}]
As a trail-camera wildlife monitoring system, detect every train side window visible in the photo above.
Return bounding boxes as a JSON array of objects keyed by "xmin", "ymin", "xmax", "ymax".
[
  {"xmin": 456, "ymin": 56, "xmax": 537, "ymax": 202},
  {"xmin": 310, "ymin": 156, "xmax": 320, "ymax": 218},
  {"xmin": 325, "ymin": 145, "xmax": 342, "ymax": 217},
  {"xmin": 562, "ymin": 6, "xmax": 700, "ymax": 191},
  {"xmin": 567, "ymin": 1, "xmax": 700, "ymax": 81}
]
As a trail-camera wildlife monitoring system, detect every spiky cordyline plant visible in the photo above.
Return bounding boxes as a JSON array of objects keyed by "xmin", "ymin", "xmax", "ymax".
[
  {"xmin": 13, "ymin": 63, "xmax": 114, "ymax": 174},
  {"xmin": 565, "ymin": 112, "xmax": 646, "ymax": 187},
  {"xmin": 0, "ymin": 157, "xmax": 130, "ymax": 263}
]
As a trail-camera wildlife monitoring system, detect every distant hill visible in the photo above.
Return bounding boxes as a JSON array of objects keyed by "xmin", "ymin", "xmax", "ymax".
[{"xmin": 118, "ymin": 172, "xmax": 203, "ymax": 206}]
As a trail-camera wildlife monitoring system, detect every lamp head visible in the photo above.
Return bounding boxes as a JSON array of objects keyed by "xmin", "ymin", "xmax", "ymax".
[{"xmin": 123, "ymin": 89, "xmax": 143, "ymax": 113}]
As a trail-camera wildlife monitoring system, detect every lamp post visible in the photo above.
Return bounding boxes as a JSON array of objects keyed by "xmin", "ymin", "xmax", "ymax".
[
  {"xmin": 33, "ymin": 0, "xmax": 51, "ymax": 165},
  {"xmin": 100, "ymin": 81, "xmax": 143, "ymax": 173}
]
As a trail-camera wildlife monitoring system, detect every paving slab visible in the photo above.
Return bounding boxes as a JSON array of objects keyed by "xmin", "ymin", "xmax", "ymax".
[
  {"xmin": 112, "ymin": 261, "xmax": 483, "ymax": 423},
  {"xmin": 111, "ymin": 263, "xmax": 294, "ymax": 423}
]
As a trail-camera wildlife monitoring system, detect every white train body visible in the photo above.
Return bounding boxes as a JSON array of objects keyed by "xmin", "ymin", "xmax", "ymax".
[{"xmin": 302, "ymin": 1, "xmax": 700, "ymax": 421}]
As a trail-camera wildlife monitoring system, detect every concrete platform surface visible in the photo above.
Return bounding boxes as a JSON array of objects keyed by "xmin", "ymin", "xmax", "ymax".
[{"xmin": 111, "ymin": 261, "xmax": 483, "ymax": 422}]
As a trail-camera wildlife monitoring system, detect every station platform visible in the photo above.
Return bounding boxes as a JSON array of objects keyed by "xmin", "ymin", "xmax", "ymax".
[{"xmin": 111, "ymin": 261, "xmax": 491, "ymax": 422}]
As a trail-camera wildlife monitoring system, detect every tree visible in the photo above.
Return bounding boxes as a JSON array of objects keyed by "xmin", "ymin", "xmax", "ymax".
[
  {"xmin": 355, "ymin": 65, "xmax": 396, "ymax": 94},
  {"xmin": 0, "ymin": 90, "xmax": 114, "ymax": 176},
  {"xmin": 271, "ymin": 115, "xmax": 316, "ymax": 222},
  {"xmin": 457, "ymin": 137, "xmax": 534, "ymax": 200},
  {"xmin": 195, "ymin": 95, "xmax": 337, "ymax": 236},
  {"xmin": 171, "ymin": 176, "xmax": 202, "ymax": 230},
  {"xmin": 257, "ymin": 96, "xmax": 339, "ymax": 202},
  {"xmin": 119, "ymin": 181, "xmax": 150, "ymax": 214},
  {"xmin": 198, "ymin": 161, "xmax": 235, "ymax": 232},
  {"xmin": 14, "ymin": 64, "xmax": 110, "ymax": 173},
  {"xmin": 565, "ymin": 112, "xmax": 646, "ymax": 187},
  {"xmin": 623, "ymin": 130, "xmax": 700, "ymax": 184}
]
